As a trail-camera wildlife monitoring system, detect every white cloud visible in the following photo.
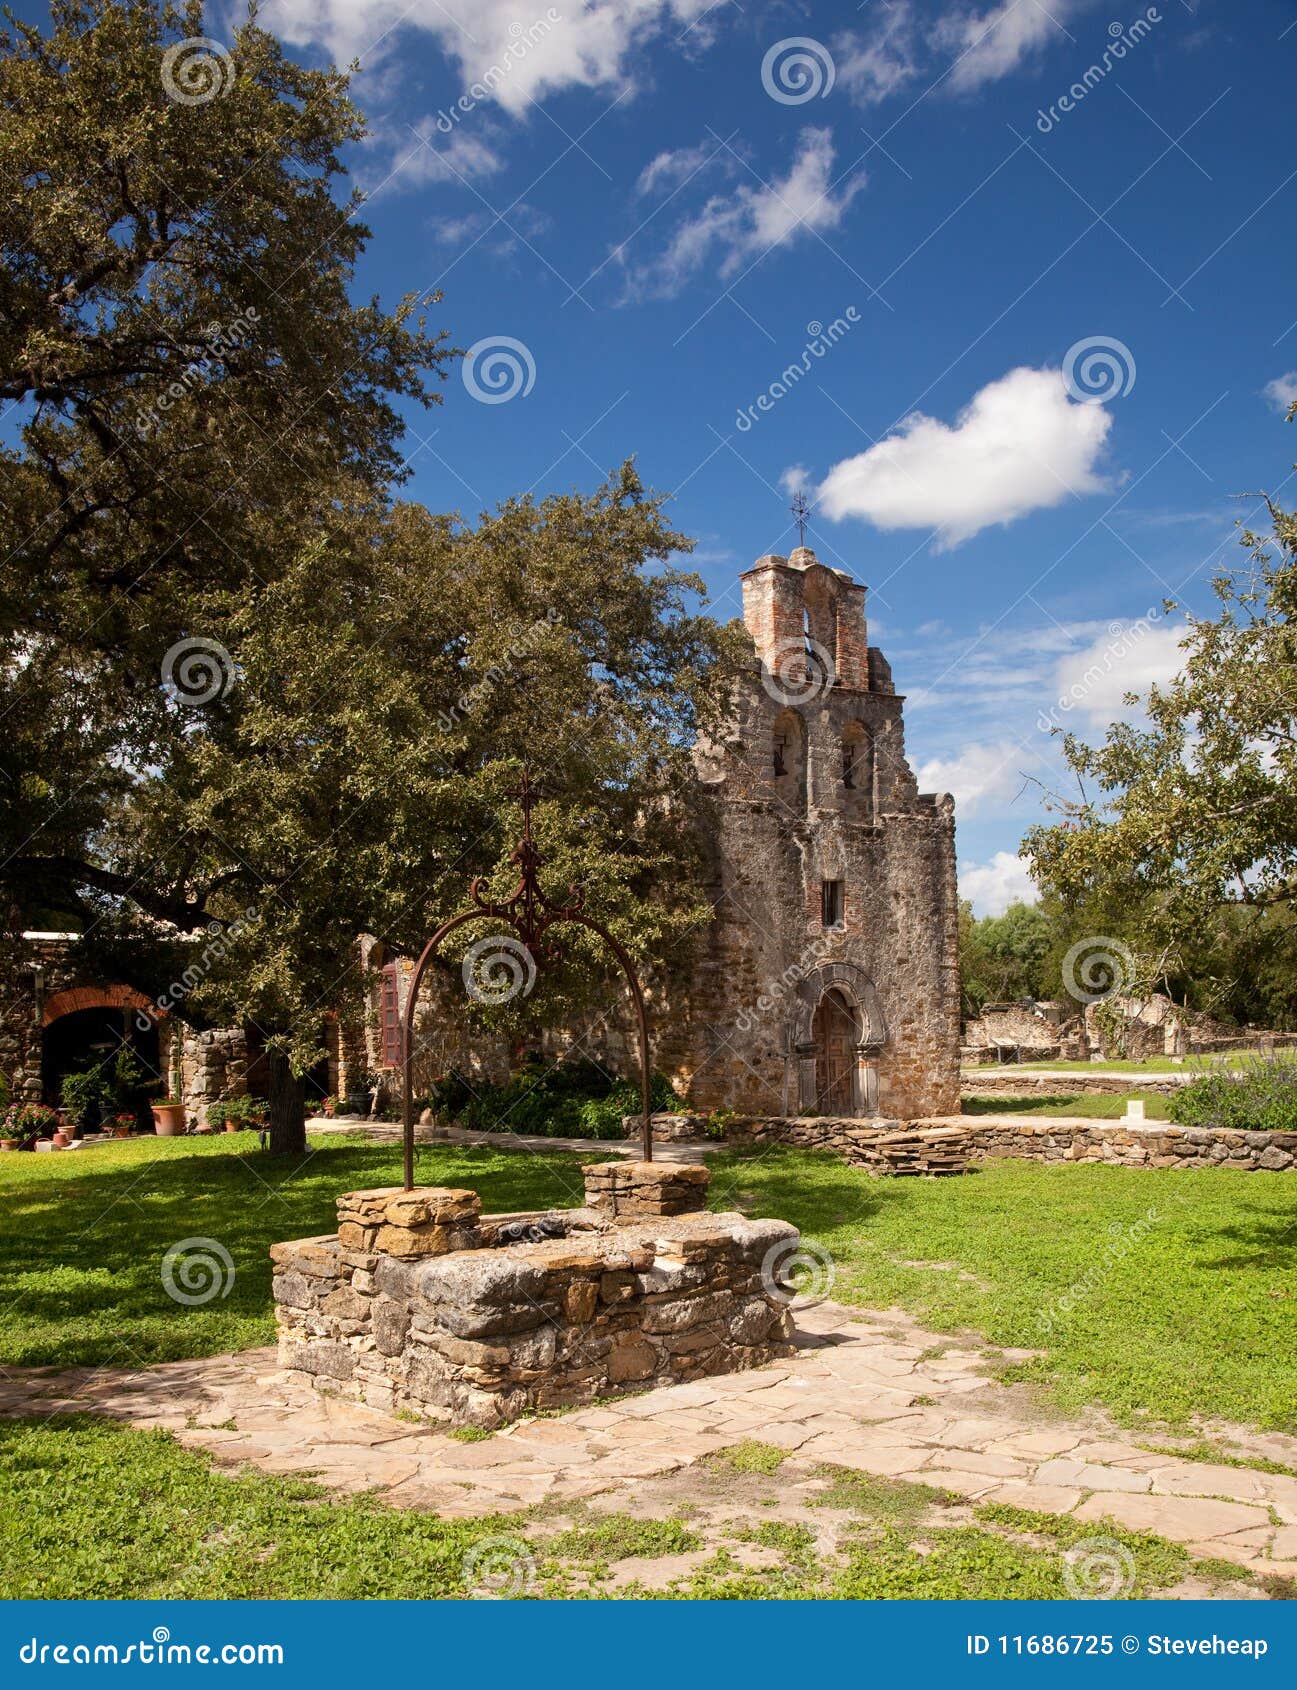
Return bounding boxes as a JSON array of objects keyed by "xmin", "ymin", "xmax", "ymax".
[
  {"xmin": 1263, "ymin": 372, "xmax": 1297, "ymax": 414},
  {"xmin": 959, "ymin": 850, "xmax": 1038, "ymax": 916},
  {"xmin": 938, "ymin": 0, "xmax": 1084, "ymax": 93},
  {"xmin": 264, "ymin": 0, "xmax": 717, "ymax": 112},
  {"xmin": 916, "ymin": 738, "xmax": 1032, "ymax": 815},
  {"xmin": 618, "ymin": 129, "xmax": 864, "ymax": 301},
  {"xmin": 834, "ymin": 4, "xmax": 921, "ymax": 106},
  {"xmin": 815, "ymin": 365, "xmax": 1113, "ymax": 548},
  {"xmin": 1049, "ymin": 617, "xmax": 1187, "ymax": 727},
  {"xmin": 361, "ymin": 121, "xmax": 504, "ymax": 197},
  {"xmin": 636, "ymin": 143, "xmax": 731, "ymax": 197}
]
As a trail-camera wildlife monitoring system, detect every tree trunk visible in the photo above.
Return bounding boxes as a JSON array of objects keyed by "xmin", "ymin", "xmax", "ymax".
[{"xmin": 266, "ymin": 1047, "xmax": 307, "ymax": 1156}]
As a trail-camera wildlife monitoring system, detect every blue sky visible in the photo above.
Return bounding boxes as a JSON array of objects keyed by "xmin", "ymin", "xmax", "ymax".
[{"xmin": 213, "ymin": 2, "xmax": 1297, "ymax": 907}]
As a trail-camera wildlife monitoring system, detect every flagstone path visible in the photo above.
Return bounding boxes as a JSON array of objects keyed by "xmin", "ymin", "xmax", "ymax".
[{"xmin": 3, "ymin": 1300, "xmax": 1294, "ymax": 1579}]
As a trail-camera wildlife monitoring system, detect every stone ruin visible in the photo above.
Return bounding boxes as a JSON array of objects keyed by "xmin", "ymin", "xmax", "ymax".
[{"xmin": 271, "ymin": 1162, "xmax": 799, "ymax": 1428}]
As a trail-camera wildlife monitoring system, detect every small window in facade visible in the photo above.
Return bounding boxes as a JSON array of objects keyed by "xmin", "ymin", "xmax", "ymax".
[
  {"xmin": 773, "ymin": 731, "xmax": 788, "ymax": 777},
  {"xmin": 842, "ymin": 740, "xmax": 857, "ymax": 788},
  {"xmin": 821, "ymin": 879, "xmax": 844, "ymax": 929},
  {"xmin": 379, "ymin": 961, "xmax": 404, "ymax": 1067}
]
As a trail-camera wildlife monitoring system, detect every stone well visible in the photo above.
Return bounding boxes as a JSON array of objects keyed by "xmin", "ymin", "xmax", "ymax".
[{"xmin": 271, "ymin": 1162, "xmax": 799, "ymax": 1428}]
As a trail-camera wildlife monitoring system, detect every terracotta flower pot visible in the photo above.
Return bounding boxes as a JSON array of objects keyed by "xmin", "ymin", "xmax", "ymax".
[
  {"xmin": 151, "ymin": 1103, "xmax": 186, "ymax": 1136},
  {"xmin": 0, "ymin": 1138, "xmax": 18, "ymax": 1151},
  {"xmin": 52, "ymin": 1130, "xmax": 72, "ymax": 1148},
  {"xmin": 225, "ymin": 1119, "xmax": 239, "ymax": 1133}
]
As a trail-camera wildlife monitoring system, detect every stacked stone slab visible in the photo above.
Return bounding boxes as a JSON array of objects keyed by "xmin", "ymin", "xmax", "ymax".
[
  {"xmin": 272, "ymin": 1163, "xmax": 798, "ymax": 1428},
  {"xmin": 582, "ymin": 1160, "xmax": 711, "ymax": 1216},
  {"xmin": 717, "ymin": 1114, "xmax": 969, "ymax": 1175}
]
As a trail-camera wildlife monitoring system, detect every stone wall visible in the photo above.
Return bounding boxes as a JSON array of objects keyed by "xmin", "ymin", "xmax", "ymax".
[
  {"xmin": 272, "ymin": 1162, "xmax": 798, "ymax": 1428},
  {"xmin": 960, "ymin": 1117, "xmax": 1296, "ymax": 1171},
  {"xmin": 716, "ymin": 1114, "xmax": 968, "ymax": 1174},
  {"xmin": 962, "ymin": 1069, "xmax": 1192, "ymax": 1097}
]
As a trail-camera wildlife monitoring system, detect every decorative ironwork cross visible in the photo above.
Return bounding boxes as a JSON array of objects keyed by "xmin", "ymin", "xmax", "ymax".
[
  {"xmin": 791, "ymin": 490, "xmax": 811, "ymax": 547},
  {"xmin": 400, "ymin": 768, "xmax": 654, "ymax": 1187}
]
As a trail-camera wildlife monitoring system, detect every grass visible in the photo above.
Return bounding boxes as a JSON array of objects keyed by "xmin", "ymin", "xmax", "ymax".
[
  {"xmin": 0, "ymin": 1416, "xmax": 1260, "ymax": 1602},
  {"xmin": 0, "ymin": 1132, "xmax": 608, "ymax": 1370},
  {"xmin": 0, "ymin": 1415, "xmax": 526, "ymax": 1600},
  {"xmin": 962, "ymin": 1090, "xmax": 1172, "ymax": 1120},
  {"xmin": 714, "ymin": 1440, "xmax": 787, "ymax": 1476},
  {"xmin": 3, "ymin": 1133, "xmax": 1295, "ymax": 1434},
  {"xmin": 707, "ymin": 1146, "xmax": 1297, "ymax": 1432}
]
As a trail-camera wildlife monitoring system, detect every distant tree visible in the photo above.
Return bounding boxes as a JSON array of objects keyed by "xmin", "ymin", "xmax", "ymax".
[
  {"xmin": 1024, "ymin": 485, "xmax": 1297, "ymax": 1026},
  {"xmin": 959, "ymin": 899, "xmax": 1053, "ymax": 1014}
]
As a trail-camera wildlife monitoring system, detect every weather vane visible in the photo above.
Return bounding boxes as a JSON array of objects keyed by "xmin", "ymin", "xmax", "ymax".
[{"xmin": 791, "ymin": 490, "xmax": 811, "ymax": 547}]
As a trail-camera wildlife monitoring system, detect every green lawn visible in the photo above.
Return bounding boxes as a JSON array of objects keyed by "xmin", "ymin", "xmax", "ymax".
[
  {"xmin": 962, "ymin": 1090, "xmax": 1172, "ymax": 1120},
  {"xmin": 705, "ymin": 1148, "xmax": 1297, "ymax": 1433},
  {"xmin": 0, "ymin": 1132, "xmax": 603, "ymax": 1370},
  {"xmin": 1, "ymin": 1134, "xmax": 1294, "ymax": 1434}
]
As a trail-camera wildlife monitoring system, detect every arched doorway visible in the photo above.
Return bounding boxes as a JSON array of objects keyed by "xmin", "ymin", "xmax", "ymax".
[
  {"xmin": 41, "ymin": 1004, "xmax": 161, "ymax": 1129},
  {"xmin": 812, "ymin": 987, "xmax": 860, "ymax": 1114}
]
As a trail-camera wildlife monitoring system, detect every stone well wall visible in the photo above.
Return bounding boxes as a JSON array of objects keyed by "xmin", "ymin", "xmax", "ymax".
[
  {"xmin": 960, "ymin": 1118, "xmax": 1296, "ymax": 1171},
  {"xmin": 271, "ymin": 1163, "xmax": 798, "ymax": 1428}
]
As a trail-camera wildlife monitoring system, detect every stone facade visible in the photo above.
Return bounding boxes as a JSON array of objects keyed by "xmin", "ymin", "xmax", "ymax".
[
  {"xmin": 962, "ymin": 1116, "xmax": 1297, "ymax": 1171},
  {"xmin": 271, "ymin": 1163, "xmax": 799, "ymax": 1427},
  {"xmin": 656, "ymin": 547, "xmax": 960, "ymax": 1121}
]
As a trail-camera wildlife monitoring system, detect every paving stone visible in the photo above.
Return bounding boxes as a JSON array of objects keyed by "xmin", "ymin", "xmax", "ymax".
[
  {"xmin": 980, "ymin": 1482, "xmax": 1084, "ymax": 1515},
  {"xmin": 1034, "ymin": 1457, "xmax": 1154, "ymax": 1493},
  {"xmin": 1073, "ymin": 1492, "xmax": 1272, "ymax": 1542}
]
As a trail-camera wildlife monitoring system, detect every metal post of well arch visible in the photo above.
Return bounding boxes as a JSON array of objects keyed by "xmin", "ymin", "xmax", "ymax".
[{"xmin": 400, "ymin": 771, "xmax": 653, "ymax": 1191}]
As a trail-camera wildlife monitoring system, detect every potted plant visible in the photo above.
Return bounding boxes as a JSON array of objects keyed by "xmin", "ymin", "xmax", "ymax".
[
  {"xmin": 60, "ymin": 1068, "xmax": 103, "ymax": 1138},
  {"xmin": 105, "ymin": 1112, "xmax": 135, "ymax": 1139},
  {"xmin": 2, "ymin": 1102, "xmax": 60, "ymax": 1149},
  {"xmin": 150, "ymin": 1097, "xmax": 186, "ymax": 1136},
  {"xmin": 320, "ymin": 1094, "xmax": 337, "ymax": 1118}
]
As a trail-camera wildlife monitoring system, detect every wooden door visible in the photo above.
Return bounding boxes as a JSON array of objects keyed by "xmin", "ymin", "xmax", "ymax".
[{"xmin": 813, "ymin": 988, "xmax": 858, "ymax": 1114}]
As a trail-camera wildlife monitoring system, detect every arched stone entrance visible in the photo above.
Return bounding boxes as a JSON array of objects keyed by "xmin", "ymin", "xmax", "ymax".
[
  {"xmin": 39, "ymin": 986, "xmax": 164, "ymax": 1125},
  {"xmin": 787, "ymin": 961, "xmax": 886, "ymax": 1116}
]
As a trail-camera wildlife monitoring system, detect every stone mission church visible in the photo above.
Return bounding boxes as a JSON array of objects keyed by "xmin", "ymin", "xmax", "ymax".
[
  {"xmin": 2, "ymin": 546, "xmax": 960, "ymax": 1125},
  {"xmin": 653, "ymin": 543, "xmax": 961, "ymax": 1121}
]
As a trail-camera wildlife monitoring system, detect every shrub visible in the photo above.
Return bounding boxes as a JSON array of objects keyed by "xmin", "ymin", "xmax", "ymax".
[
  {"xmin": 440, "ymin": 1056, "xmax": 683, "ymax": 1140},
  {"xmin": 1170, "ymin": 1051, "xmax": 1297, "ymax": 1133}
]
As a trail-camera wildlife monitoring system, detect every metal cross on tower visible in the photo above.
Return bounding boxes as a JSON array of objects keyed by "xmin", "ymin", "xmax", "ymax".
[{"xmin": 791, "ymin": 490, "xmax": 811, "ymax": 547}]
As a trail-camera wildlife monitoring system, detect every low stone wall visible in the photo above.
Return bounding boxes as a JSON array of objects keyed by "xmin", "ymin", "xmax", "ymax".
[
  {"xmin": 272, "ymin": 1162, "xmax": 798, "ymax": 1428},
  {"xmin": 959, "ymin": 1117, "xmax": 1296, "ymax": 1171},
  {"xmin": 962, "ymin": 1070, "xmax": 1191, "ymax": 1097},
  {"xmin": 717, "ymin": 1115, "xmax": 969, "ymax": 1174}
]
